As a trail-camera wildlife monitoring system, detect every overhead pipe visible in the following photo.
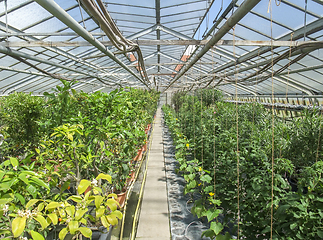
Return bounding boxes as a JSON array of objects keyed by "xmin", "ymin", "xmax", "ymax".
[
  {"xmin": 80, "ymin": 0, "xmax": 150, "ymax": 84},
  {"xmin": 164, "ymin": 0, "xmax": 261, "ymax": 91},
  {"xmin": 33, "ymin": 0, "xmax": 149, "ymax": 89}
]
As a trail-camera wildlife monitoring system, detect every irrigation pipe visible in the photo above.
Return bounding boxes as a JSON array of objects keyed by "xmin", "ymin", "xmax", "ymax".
[{"xmin": 129, "ymin": 115, "xmax": 157, "ymax": 240}]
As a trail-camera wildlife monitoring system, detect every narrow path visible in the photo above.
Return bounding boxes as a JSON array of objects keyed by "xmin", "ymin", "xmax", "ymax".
[{"xmin": 136, "ymin": 107, "xmax": 171, "ymax": 240}]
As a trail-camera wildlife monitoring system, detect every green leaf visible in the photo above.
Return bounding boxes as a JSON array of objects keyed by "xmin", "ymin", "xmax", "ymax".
[
  {"xmin": 48, "ymin": 213, "xmax": 58, "ymax": 225},
  {"xmin": 290, "ymin": 223, "xmax": 298, "ymax": 230},
  {"xmin": 78, "ymin": 179, "xmax": 91, "ymax": 194},
  {"xmin": 59, "ymin": 227, "xmax": 68, "ymax": 240},
  {"xmin": 15, "ymin": 193, "xmax": 25, "ymax": 205},
  {"xmin": 79, "ymin": 218, "xmax": 87, "ymax": 225},
  {"xmin": 276, "ymin": 205, "xmax": 290, "ymax": 215},
  {"xmin": 110, "ymin": 210, "xmax": 122, "ymax": 220},
  {"xmin": 79, "ymin": 227, "xmax": 92, "ymax": 238},
  {"xmin": 206, "ymin": 209, "xmax": 221, "ymax": 222},
  {"xmin": 45, "ymin": 201, "xmax": 60, "ymax": 210},
  {"xmin": 216, "ymin": 232, "xmax": 232, "ymax": 240},
  {"xmin": 10, "ymin": 157, "xmax": 18, "ymax": 167},
  {"xmin": 107, "ymin": 215, "xmax": 118, "ymax": 226},
  {"xmin": 96, "ymin": 173, "xmax": 112, "ymax": 183},
  {"xmin": 210, "ymin": 222, "xmax": 223, "ymax": 235},
  {"xmin": 67, "ymin": 133, "xmax": 73, "ymax": 141},
  {"xmin": 68, "ymin": 220, "xmax": 79, "ymax": 235},
  {"xmin": 317, "ymin": 230, "xmax": 323, "ymax": 238},
  {"xmin": 68, "ymin": 196, "xmax": 83, "ymax": 203},
  {"xmin": 96, "ymin": 207, "xmax": 105, "ymax": 218},
  {"xmin": 38, "ymin": 202, "xmax": 45, "ymax": 212},
  {"xmin": 200, "ymin": 174, "xmax": 212, "ymax": 183},
  {"xmin": 202, "ymin": 229, "xmax": 215, "ymax": 238},
  {"xmin": 100, "ymin": 216, "xmax": 110, "ymax": 228},
  {"xmin": 65, "ymin": 205, "xmax": 75, "ymax": 217},
  {"xmin": 18, "ymin": 173, "xmax": 29, "ymax": 185},
  {"xmin": 30, "ymin": 230, "xmax": 45, "ymax": 240},
  {"xmin": 95, "ymin": 196, "xmax": 104, "ymax": 209},
  {"xmin": 75, "ymin": 209, "xmax": 87, "ymax": 221},
  {"xmin": 0, "ymin": 170, "xmax": 5, "ymax": 181},
  {"xmin": 93, "ymin": 186, "xmax": 102, "ymax": 194},
  {"xmin": 26, "ymin": 184, "xmax": 37, "ymax": 198},
  {"xmin": 34, "ymin": 215, "xmax": 49, "ymax": 229},
  {"xmin": 29, "ymin": 177, "xmax": 50, "ymax": 190},
  {"xmin": 106, "ymin": 199, "xmax": 118, "ymax": 212},
  {"xmin": 26, "ymin": 199, "xmax": 39, "ymax": 209},
  {"xmin": 0, "ymin": 198, "xmax": 12, "ymax": 205},
  {"xmin": 0, "ymin": 230, "xmax": 11, "ymax": 236},
  {"xmin": 108, "ymin": 193, "xmax": 117, "ymax": 199},
  {"xmin": 12, "ymin": 217, "xmax": 26, "ymax": 237}
]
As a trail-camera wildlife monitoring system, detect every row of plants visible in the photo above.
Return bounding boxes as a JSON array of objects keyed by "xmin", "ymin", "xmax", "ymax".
[
  {"xmin": 0, "ymin": 80, "xmax": 159, "ymax": 240},
  {"xmin": 163, "ymin": 88, "xmax": 323, "ymax": 240}
]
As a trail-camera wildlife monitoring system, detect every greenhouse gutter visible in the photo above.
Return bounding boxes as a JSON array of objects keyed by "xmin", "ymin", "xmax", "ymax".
[
  {"xmin": 164, "ymin": 0, "xmax": 261, "ymax": 91},
  {"xmin": 33, "ymin": 0, "xmax": 150, "ymax": 89}
]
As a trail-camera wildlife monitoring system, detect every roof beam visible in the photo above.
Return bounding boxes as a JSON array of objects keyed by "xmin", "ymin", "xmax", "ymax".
[
  {"xmin": 164, "ymin": 0, "xmax": 262, "ymax": 91},
  {"xmin": 0, "ymin": 21, "xmax": 124, "ymax": 86},
  {"xmin": 156, "ymin": 0, "xmax": 161, "ymax": 74},
  {"xmin": 0, "ymin": 65, "xmax": 107, "ymax": 87},
  {"xmin": 3, "ymin": 40, "xmax": 318, "ymax": 47},
  {"xmin": 211, "ymin": 17, "xmax": 323, "ymax": 77},
  {"xmin": 0, "ymin": 45, "xmax": 118, "ymax": 85},
  {"xmin": 34, "ymin": 0, "xmax": 149, "ymax": 88}
]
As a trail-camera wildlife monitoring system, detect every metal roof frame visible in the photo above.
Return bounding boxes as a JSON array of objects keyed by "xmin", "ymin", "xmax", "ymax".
[{"xmin": 0, "ymin": 0, "xmax": 322, "ymax": 97}]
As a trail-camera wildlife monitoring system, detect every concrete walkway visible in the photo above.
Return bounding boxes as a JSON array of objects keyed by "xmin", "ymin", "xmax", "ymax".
[{"xmin": 136, "ymin": 107, "xmax": 171, "ymax": 240}]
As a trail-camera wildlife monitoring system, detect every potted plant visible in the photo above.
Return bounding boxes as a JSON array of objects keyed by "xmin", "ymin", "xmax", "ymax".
[{"xmin": 2, "ymin": 173, "xmax": 122, "ymax": 240}]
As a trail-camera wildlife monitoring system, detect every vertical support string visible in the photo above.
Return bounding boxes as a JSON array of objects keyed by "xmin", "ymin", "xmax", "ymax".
[
  {"xmin": 316, "ymin": 108, "xmax": 323, "ymax": 163},
  {"xmin": 193, "ymin": 69, "xmax": 196, "ymax": 161},
  {"xmin": 269, "ymin": 0, "xmax": 275, "ymax": 239},
  {"xmin": 200, "ymin": 59, "xmax": 204, "ymax": 169},
  {"xmin": 233, "ymin": 25, "xmax": 240, "ymax": 240},
  {"xmin": 212, "ymin": 48, "xmax": 216, "ymax": 197},
  {"xmin": 5, "ymin": 0, "xmax": 8, "ymax": 41},
  {"xmin": 304, "ymin": 0, "xmax": 308, "ymax": 41}
]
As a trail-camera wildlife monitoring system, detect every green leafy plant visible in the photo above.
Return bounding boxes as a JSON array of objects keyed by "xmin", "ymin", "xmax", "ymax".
[
  {"xmin": 1, "ymin": 174, "xmax": 121, "ymax": 240},
  {"xmin": 0, "ymin": 92, "xmax": 46, "ymax": 156},
  {"xmin": 164, "ymin": 89, "xmax": 323, "ymax": 240}
]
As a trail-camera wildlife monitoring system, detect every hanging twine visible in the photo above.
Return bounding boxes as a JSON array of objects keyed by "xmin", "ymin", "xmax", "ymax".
[
  {"xmin": 233, "ymin": 25, "xmax": 240, "ymax": 240},
  {"xmin": 269, "ymin": 1, "xmax": 275, "ymax": 238},
  {"xmin": 200, "ymin": 59, "xmax": 204, "ymax": 169},
  {"xmin": 212, "ymin": 48, "xmax": 216, "ymax": 196}
]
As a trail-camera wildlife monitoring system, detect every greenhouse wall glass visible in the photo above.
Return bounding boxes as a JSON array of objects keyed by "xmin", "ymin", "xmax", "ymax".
[{"xmin": 0, "ymin": 0, "xmax": 322, "ymax": 239}]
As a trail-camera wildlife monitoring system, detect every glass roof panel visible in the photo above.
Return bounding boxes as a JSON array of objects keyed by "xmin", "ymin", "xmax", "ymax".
[{"xmin": 0, "ymin": 0, "xmax": 321, "ymax": 96}]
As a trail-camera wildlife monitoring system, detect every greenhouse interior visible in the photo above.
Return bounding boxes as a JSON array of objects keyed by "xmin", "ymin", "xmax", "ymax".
[{"xmin": 0, "ymin": 0, "xmax": 323, "ymax": 239}]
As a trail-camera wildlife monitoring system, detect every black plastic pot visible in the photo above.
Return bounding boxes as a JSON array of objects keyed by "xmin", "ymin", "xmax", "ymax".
[{"xmin": 84, "ymin": 226, "xmax": 114, "ymax": 240}]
